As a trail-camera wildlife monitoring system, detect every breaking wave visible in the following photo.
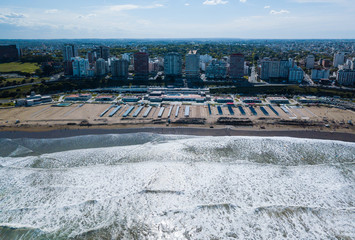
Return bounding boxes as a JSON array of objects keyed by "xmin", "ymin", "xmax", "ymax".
[{"xmin": 0, "ymin": 133, "xmax": 354, "ymax": 239}]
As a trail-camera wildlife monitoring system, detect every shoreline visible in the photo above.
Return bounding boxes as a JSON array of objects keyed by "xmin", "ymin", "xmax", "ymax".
[{"xmin": 1, "ymin": 126, "xmax": 355, "ymax": 142}]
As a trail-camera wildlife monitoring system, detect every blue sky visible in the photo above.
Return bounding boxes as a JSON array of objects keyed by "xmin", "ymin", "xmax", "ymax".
[{"xmin": 0, "ymin": 0, "xmax": 354, "ymax": 39}]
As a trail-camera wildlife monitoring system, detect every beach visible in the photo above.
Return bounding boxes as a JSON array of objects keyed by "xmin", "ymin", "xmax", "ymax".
[{"xmin": 0, "ymin": 103, "xmax": 354, "ymax": 141}]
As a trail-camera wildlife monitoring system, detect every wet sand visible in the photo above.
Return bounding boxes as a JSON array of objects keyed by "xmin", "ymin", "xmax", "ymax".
[{"xmin": 1, "ymin": 127, "xmax": 354, "ymax": 143}]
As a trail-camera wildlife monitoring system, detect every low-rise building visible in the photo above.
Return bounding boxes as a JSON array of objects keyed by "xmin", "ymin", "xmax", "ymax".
[
  {"xmin": 122, "ymin": 96, "xmax": 141, "ymax": 102},
  {"xmin": 65, "ymin": 94, "xmax": 92, "ymax": 101},
  {"xmin": 266, "ymin": 97, "xmax": 290, "ymax": 104},
  {"xmin": 214, "ymin": 97, "xmax": 234, "ymax": 103},
  {"xmin": 240, "ymin": 97, "xmax": 262, "ymax": 104},
  {"xmin": 95, "ymin": 95, "xmax": 115, "ymax": 102}
]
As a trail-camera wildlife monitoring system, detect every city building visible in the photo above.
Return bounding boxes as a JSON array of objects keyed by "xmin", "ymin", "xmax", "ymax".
[
  {"xmin": 95, "ymin": 95, "xmax": 116, "ymax": 102},
  {"xmin": 288, "ymin": 66, "xmax": 304, "ymax": 83},
  {"xmin": 65, "ymin": 93, "xmax": 92, "ymax": 101},
  {"xmin": 16, "ymin": 92, "xmax": 52, "ymax": 106},
  {"xmin": 322, "ymin": 59, "xmax": 332, "ymax": 68},
  {"xmin": 95, "ymin": 58, "xmax": 107, "ymax": 76},
  {"xmin": 240, "ymin": 97, "xmax": 262, "ymax": 104},
  {"xmin": 311, "ymin": 69, "xmax": 330, "ymax": 81},
  {"xmin": 306, "ymin": 55, "xmax": 315, "ymax": 69},
  {"xmin": 134, "ymin": 52, "xmax": 149, "ymax": 77},
  {"xmin": 229, "ymin": 53, "xmax": 245, "ymax": 79},
  {"xmin": 279, "ymin": 60, "xmax": 290, "ymax": 78},
  {"xmin": 87, "ymin": 51, "xmax": 96, "ymax": 64},
  {"xmin": 164, "ymin": 52, "xmax": 182, "ymax": 77},
  {"xmin": 200, "ymin": 54, "xmax": 213, "ymax": 63},
  {"xmin": 94, "ymin": 46, "xmax": 110, "ymax": 60},
  {"xmin": 111, "ymin": 58, "xmax": 129, "ymax": 80},
  {"xmin": 0, "ymin": 44, "xmax": 20, "ymax": 62},
  {"xmin": 205, "ymin": 59, "xmax": 227, "ymax": 79},
  {"xmin": 63, "ymin": 44, "xmax": 78, "ymax": 61},
  {"xmin": 71, "ymin": 57, "xmax": 89, "ymax": 78},
  {"xmin": 337, "ymin": 70, "xmax": 355, "ymax": 86},
  {"xmin": 266, "ymin": 97, "xmax": 290, "ymax": 104},
  {"xmin": 185, "ymin": 50, "xmax": 200, "ymax": 79},
  {"xmin": 333, "ymin": 52, "xmax": 345, "ymax": 68},
  {"xmin": 63, "ymin": 44, "xmax": 78, "ymax": 76}
]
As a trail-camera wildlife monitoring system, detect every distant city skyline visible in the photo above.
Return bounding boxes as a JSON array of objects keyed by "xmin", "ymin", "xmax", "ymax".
[{"xmin": 0, "ymin": 0, "xmax": 354, "ymax": 39}]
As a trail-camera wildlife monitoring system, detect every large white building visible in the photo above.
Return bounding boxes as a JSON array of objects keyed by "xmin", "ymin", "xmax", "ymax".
[
  {"xmin": 164, "ymin": 52, "xmax": 182, "ymax": 76},
  {"xmin": 72, "ymin": 57, "xmax": 89, "ymax": 77},
  {"xmin": 333, "ymin": 52, "xmax": 345, "ymax": 68},
  {"xmin": 311, "ymin": 69, "xmax": 330, "ymax": 81},
  {"xmin": 288, "ymin": 66, "xmax": 304, "ymax": 83},
  {"xmin": 260, "ymin": 58, "xmax": 291, "ymax": 81},
  {"xmin": 306, "ymin": 55, "xmax": 315, "ymax": 69},
  {"xmin": 337, "ymin": 70, "xmax": 355, "ymax": 86},
  {"xmin": 185, "ymin": 50, "xmax": 200, "ymax": 78}
]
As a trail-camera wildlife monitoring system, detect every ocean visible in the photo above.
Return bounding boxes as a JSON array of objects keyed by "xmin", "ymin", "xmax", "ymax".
[{"xmin": 0, "ymin": 133, "xmax": 354, "ymax": 239}]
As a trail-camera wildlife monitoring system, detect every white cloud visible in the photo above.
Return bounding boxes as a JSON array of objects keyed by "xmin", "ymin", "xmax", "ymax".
[
  {"xmin": 270, "ymin": 9, "xmax": 290, "ymax": 14},
  {"xmin": 203, "ymin": 0, "xmax": 228, "ymax": 5},
  {"xmin": 240, "ymin": 0, "xmax": 247, "ymax": 3},
  {"xmin": 109, "ymin": 4, "xmax": 163, "ymax": 12},
  {"xmin": 45, "ymin": 9, "xmax": 58, "ymax": 14},
  {"xmin": 4, "ymin": 12, "xmax": 25, "ymax": 18},
  {"xmin": 264, "ymin": 6, "xmax": 270, "ymax": 8},
  {"xmin": 185, "ymin": 3, "xmax": 190, "ymax": 6}
]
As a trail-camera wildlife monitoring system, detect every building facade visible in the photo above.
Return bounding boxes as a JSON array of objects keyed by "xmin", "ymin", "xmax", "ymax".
[
  {"xmin": 164, "ymin": 52, "xmax": 182, "ymax": 76},
  {"xmin": 205, "ymin": 59, "xmax": 227, "ymax": 79},
  {"xmin": 111, "ymin": 59, "xmax": 129, "ymax": 80},
  {"xmin": 229, "ymin": 53, "xmax": 244, "ymax": 79},
  {"xmin": 288, "ymin": 66, "xmax": 304, "ymax": 83},
  {"xmin": 0, "ymin": 44, "xmax": 20, "ymax": 62},
  {"xmin": 333, "ymin": 52, "xmax": 345, "ymax": 68},
  {"xmin": 306, "ymin": 55, "xmax": 315, "ymax": 69},
  {"xmin": 95, "ymin": 58, "xmax": 107, "ymax": 76},
  {"xmin": 337, "ymin": 70, "xmax": 355, "ymax": 86},
  {"xmin": 72, "ymin": 57, "xmax": 89, "ymax": 78},
  {"xmin": 311, "ymin": 69, "xmax": 330, "ymax": 81},
  {"xmin": 185, "ymin": 50, "xmax": 200, "ymax": 79},
  {"xmin": 134, "ymin": 52, "xmax": 149, "ymax": 77}
]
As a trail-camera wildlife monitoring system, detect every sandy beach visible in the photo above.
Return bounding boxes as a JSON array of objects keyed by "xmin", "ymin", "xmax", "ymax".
[{"xmin": 0, "ymin": 103, "xmax": 354, "ymax": 141}]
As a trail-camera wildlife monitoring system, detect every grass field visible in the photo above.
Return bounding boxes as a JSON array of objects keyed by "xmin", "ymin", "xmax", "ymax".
[{"xmin": 0, "ymin": 62, "xmax": 40, "ymax": 74}]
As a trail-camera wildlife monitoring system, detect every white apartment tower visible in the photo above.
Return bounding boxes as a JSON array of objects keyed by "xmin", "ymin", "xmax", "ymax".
[
  {"xmin": 185, "ymin": 50, "xmax": 200, "ymax": 78},
  {"xmin": 164, "ymin": 52, "xmax": 182, "ymax": 76}
]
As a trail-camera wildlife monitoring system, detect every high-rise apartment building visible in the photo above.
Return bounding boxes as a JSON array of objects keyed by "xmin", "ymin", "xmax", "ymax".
[
  {"xmin": 333, "ymin": 52, "xmax": 345, "ymax": 68},
  {"xmin": 94, "ymin": 46, "xmax": 110, "ymax": 61},
  {"xmin": 311, "ymin": 69, "xmax": 330, "ymax": 81},
  {"xmin": 260, "ymin": 58, "xmax": 293, "ymax": 81},
  {"xmin": 63, "ymin": 44, "xmax": 78, "ymax": 76},
  {"xmin": 206, "ymin": 59, "xmax": 227, "ymax": 79},
  {"xmin": 229, "ymin": 53, "xmax": 245, "ymax": 79},
  {"xmin": 288, "ymin": 66, "xmax": 304, "ymax": 83},
  {"xmin": 337, "ymin": 70, "xmax": 355, "ymax": 86},
  {"xmin": 95, "ymin": 58, "xmax": 107, "ymax": 76},
  {"xmin": 164, "ymin": 52, "xmax": 182, "ymax": 76},
  {"xmin": 306, "ymin": 55, "xmax": 315, "ymax": 69},
  {"xmin": 63, "ymin": 44, "xmax": 78, "ymax": 61},
  {"xmin": 134, "ymin": 52, "xmax": 149, "ymax": 77},
  {"xmin": 111, "ymin": 58, "xmax": 129, "ymax": 80},
  {"xmin": 71, "ymin": 57, "xmax": 89, "ymax": 78},
  {"xmin": 0, "ymin": 44, "xmax": 20, "ymax": 62},
  {"xmin": 185, "ymin": 50, "xmax": 200, "ymax": 79}
]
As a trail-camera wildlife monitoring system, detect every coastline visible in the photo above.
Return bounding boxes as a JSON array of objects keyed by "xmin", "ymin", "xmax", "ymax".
[{"xmin": 1, "ymin": 126, "xmax": 355, "ymax": 142}]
